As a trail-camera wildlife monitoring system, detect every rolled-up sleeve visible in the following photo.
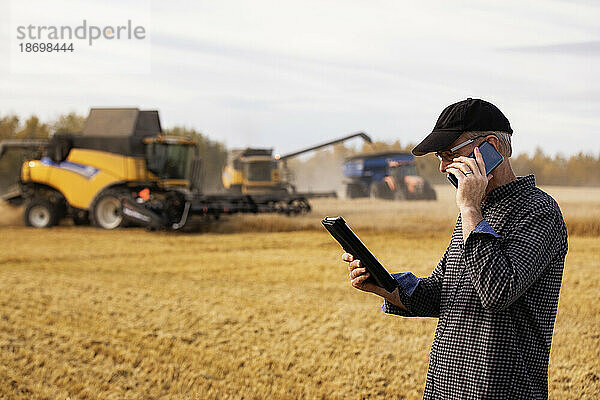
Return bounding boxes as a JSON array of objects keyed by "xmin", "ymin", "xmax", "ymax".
[
  {"xmin": 383, "ymin": 247, "xmax": 449, "ymax": 318},
  {"xmin": 473, "ymin": 219, "xmax": 501, "ymax": 238},
  {"xmin": 463, "ymin": 204, "xmax": 567, "ymax": 312}
]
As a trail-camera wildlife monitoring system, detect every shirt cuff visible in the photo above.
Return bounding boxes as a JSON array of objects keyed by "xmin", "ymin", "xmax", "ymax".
[
  {"xmin": 381, "ymin": 272, "xmax": 419, "ymax": 316},
  {"xmin": 472, "ymin": 219, "xmax": 501, "ymax": 238},
  {"xmin": 382, "ymin": 299, "xmax": 410, "ymax": 315},
  {"xmin": 391, "ymin": 272, "xmax": 419, "ymax": 295}
]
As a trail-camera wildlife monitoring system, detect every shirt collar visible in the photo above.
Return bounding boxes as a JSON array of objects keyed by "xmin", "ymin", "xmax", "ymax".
[{"xmin": 484, "ymin": 174, "xmax": 536, "ymax": 205}]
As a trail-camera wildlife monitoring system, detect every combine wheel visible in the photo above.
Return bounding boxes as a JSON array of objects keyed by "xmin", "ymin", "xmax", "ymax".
[
  {"xmin": 288, "ymin": 198, "xmax": 311, "ymax": 214},
  {"xmin": 300, "ymin": 198, "xmax": 311, "ymax": 213},
  {"xmin": 274, "ymin": 201, "xmax": 288, "ymax": 215},
  {"xmin": 92, "ymin": 189, "xmax": 127, "ymax": 229},
  {"xmin": 24, "ymin": 198, "xmax": 58, "ymax": 228}
]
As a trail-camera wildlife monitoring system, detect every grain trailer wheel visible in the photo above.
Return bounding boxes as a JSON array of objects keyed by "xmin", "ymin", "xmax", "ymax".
[{"xmin": 394, "ymin": 188, "xmax": 406, "ymax": 201}]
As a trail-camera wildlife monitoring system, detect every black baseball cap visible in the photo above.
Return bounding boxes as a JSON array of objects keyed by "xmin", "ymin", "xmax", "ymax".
[{"xmin": 412, "ymin": 98, "xmax": 513, "ymax": 156}]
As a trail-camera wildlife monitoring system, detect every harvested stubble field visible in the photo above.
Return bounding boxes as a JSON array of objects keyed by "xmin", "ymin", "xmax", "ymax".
[{"xmin": 0, "ymin": 185, "xmax": 599, "ymax": 399}]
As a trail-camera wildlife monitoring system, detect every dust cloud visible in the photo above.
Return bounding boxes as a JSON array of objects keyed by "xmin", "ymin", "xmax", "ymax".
[
  {"xmin": 286, "ymin": 148, "xmax": 349, "ymax": 197},
  {"xmin": 0, "ymin": 202, "xmax": 23, "ymax": 226}
]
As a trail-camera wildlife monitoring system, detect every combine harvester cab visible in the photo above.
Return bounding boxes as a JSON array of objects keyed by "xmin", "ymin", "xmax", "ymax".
[
  {"xmin": 343, "ymin": 152, "xmax": 436, "ymax": 200},
  {"xmin": 0, "ymin": 108, "xmax": 308, "ymax": 230},
  {"xmin": 223, "ymin": 148, "xmax": 284, "ymax": 195}
]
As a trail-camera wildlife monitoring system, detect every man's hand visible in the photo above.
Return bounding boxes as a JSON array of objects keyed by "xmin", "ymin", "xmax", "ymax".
[
  {"xmin": 446, "ymin": 147, "xmax": 491, "ymax": 211},
  {"xmin": 342, "ymin": 253, "xmax": 407, "ymax": 310},
  {"xmin": 446, "ymin": 147, "xmax": 491, "ymax": 241},
  {"xmin": 342, "ymin": 253, "xmax": 380, "ymax": 293}
]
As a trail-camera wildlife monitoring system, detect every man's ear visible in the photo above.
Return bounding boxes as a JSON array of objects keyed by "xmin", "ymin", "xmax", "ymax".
[{"xmin": 486, "ymin": 135, "xmax": 501, "ymax": 153}]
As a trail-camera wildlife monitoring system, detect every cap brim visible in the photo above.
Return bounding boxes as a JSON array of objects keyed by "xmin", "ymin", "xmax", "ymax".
[{"xmin": 412, "ymin": 129, "xmax": 462, "ymax": 156}]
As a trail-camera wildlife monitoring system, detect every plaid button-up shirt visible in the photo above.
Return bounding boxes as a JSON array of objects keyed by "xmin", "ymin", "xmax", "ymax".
[{"xmin": 383, "ymin": 175, "xmax": 568, "ymax": 399}]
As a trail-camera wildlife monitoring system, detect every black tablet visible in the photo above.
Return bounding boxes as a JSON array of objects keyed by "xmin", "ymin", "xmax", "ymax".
[{"xmin": 322, "ymin": 216, "xmax": 398, "ymax": 293}]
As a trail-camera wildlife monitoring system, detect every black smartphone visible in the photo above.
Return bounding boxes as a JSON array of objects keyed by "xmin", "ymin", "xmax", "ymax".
[{"xmin": 447, "ymin": 140, "xmax": 503, "ymax": 188}]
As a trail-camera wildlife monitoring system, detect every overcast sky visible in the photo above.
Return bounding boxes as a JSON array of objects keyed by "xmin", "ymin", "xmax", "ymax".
[{"xmin": 0, "ymin": 0, "xmax": 598, "ymax": 156}]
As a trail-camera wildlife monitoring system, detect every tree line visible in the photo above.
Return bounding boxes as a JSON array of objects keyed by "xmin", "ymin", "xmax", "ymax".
[
  {"xmin": 0, "ymin": 113, "xmax": 598, "ymax": 192},
  {"xmin": 289, "ymin": 139, "xmax": 600, "ymax": 188}
]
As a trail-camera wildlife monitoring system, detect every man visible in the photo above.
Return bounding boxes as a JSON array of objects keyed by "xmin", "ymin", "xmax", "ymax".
[{"xmin": 343, "ymin": 98, "xmax": 568, "ymax": 399}]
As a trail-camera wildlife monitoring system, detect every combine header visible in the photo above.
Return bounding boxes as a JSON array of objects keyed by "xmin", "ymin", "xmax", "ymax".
[{"xmin": 0, "ymin": 108, "xmax": 310, "ymax": 230}]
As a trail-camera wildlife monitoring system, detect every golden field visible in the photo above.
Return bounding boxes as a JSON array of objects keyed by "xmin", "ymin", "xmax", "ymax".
[{"xmin": 0, "ymin": 185, "xmax": 599, "ymax": 399}]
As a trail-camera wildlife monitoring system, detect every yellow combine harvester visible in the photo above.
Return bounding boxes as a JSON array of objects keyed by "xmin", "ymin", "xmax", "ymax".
[
  {"xmin": 222, "ymin": 148, "xmax": 283, "ymax": 195},
  {"xmin": 222, "ymin": 132, "xmax": 372, "ymax": 199},
  {"xmin": 0, "ymin": 108, "xmax": 303, "ymax": 230}
]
